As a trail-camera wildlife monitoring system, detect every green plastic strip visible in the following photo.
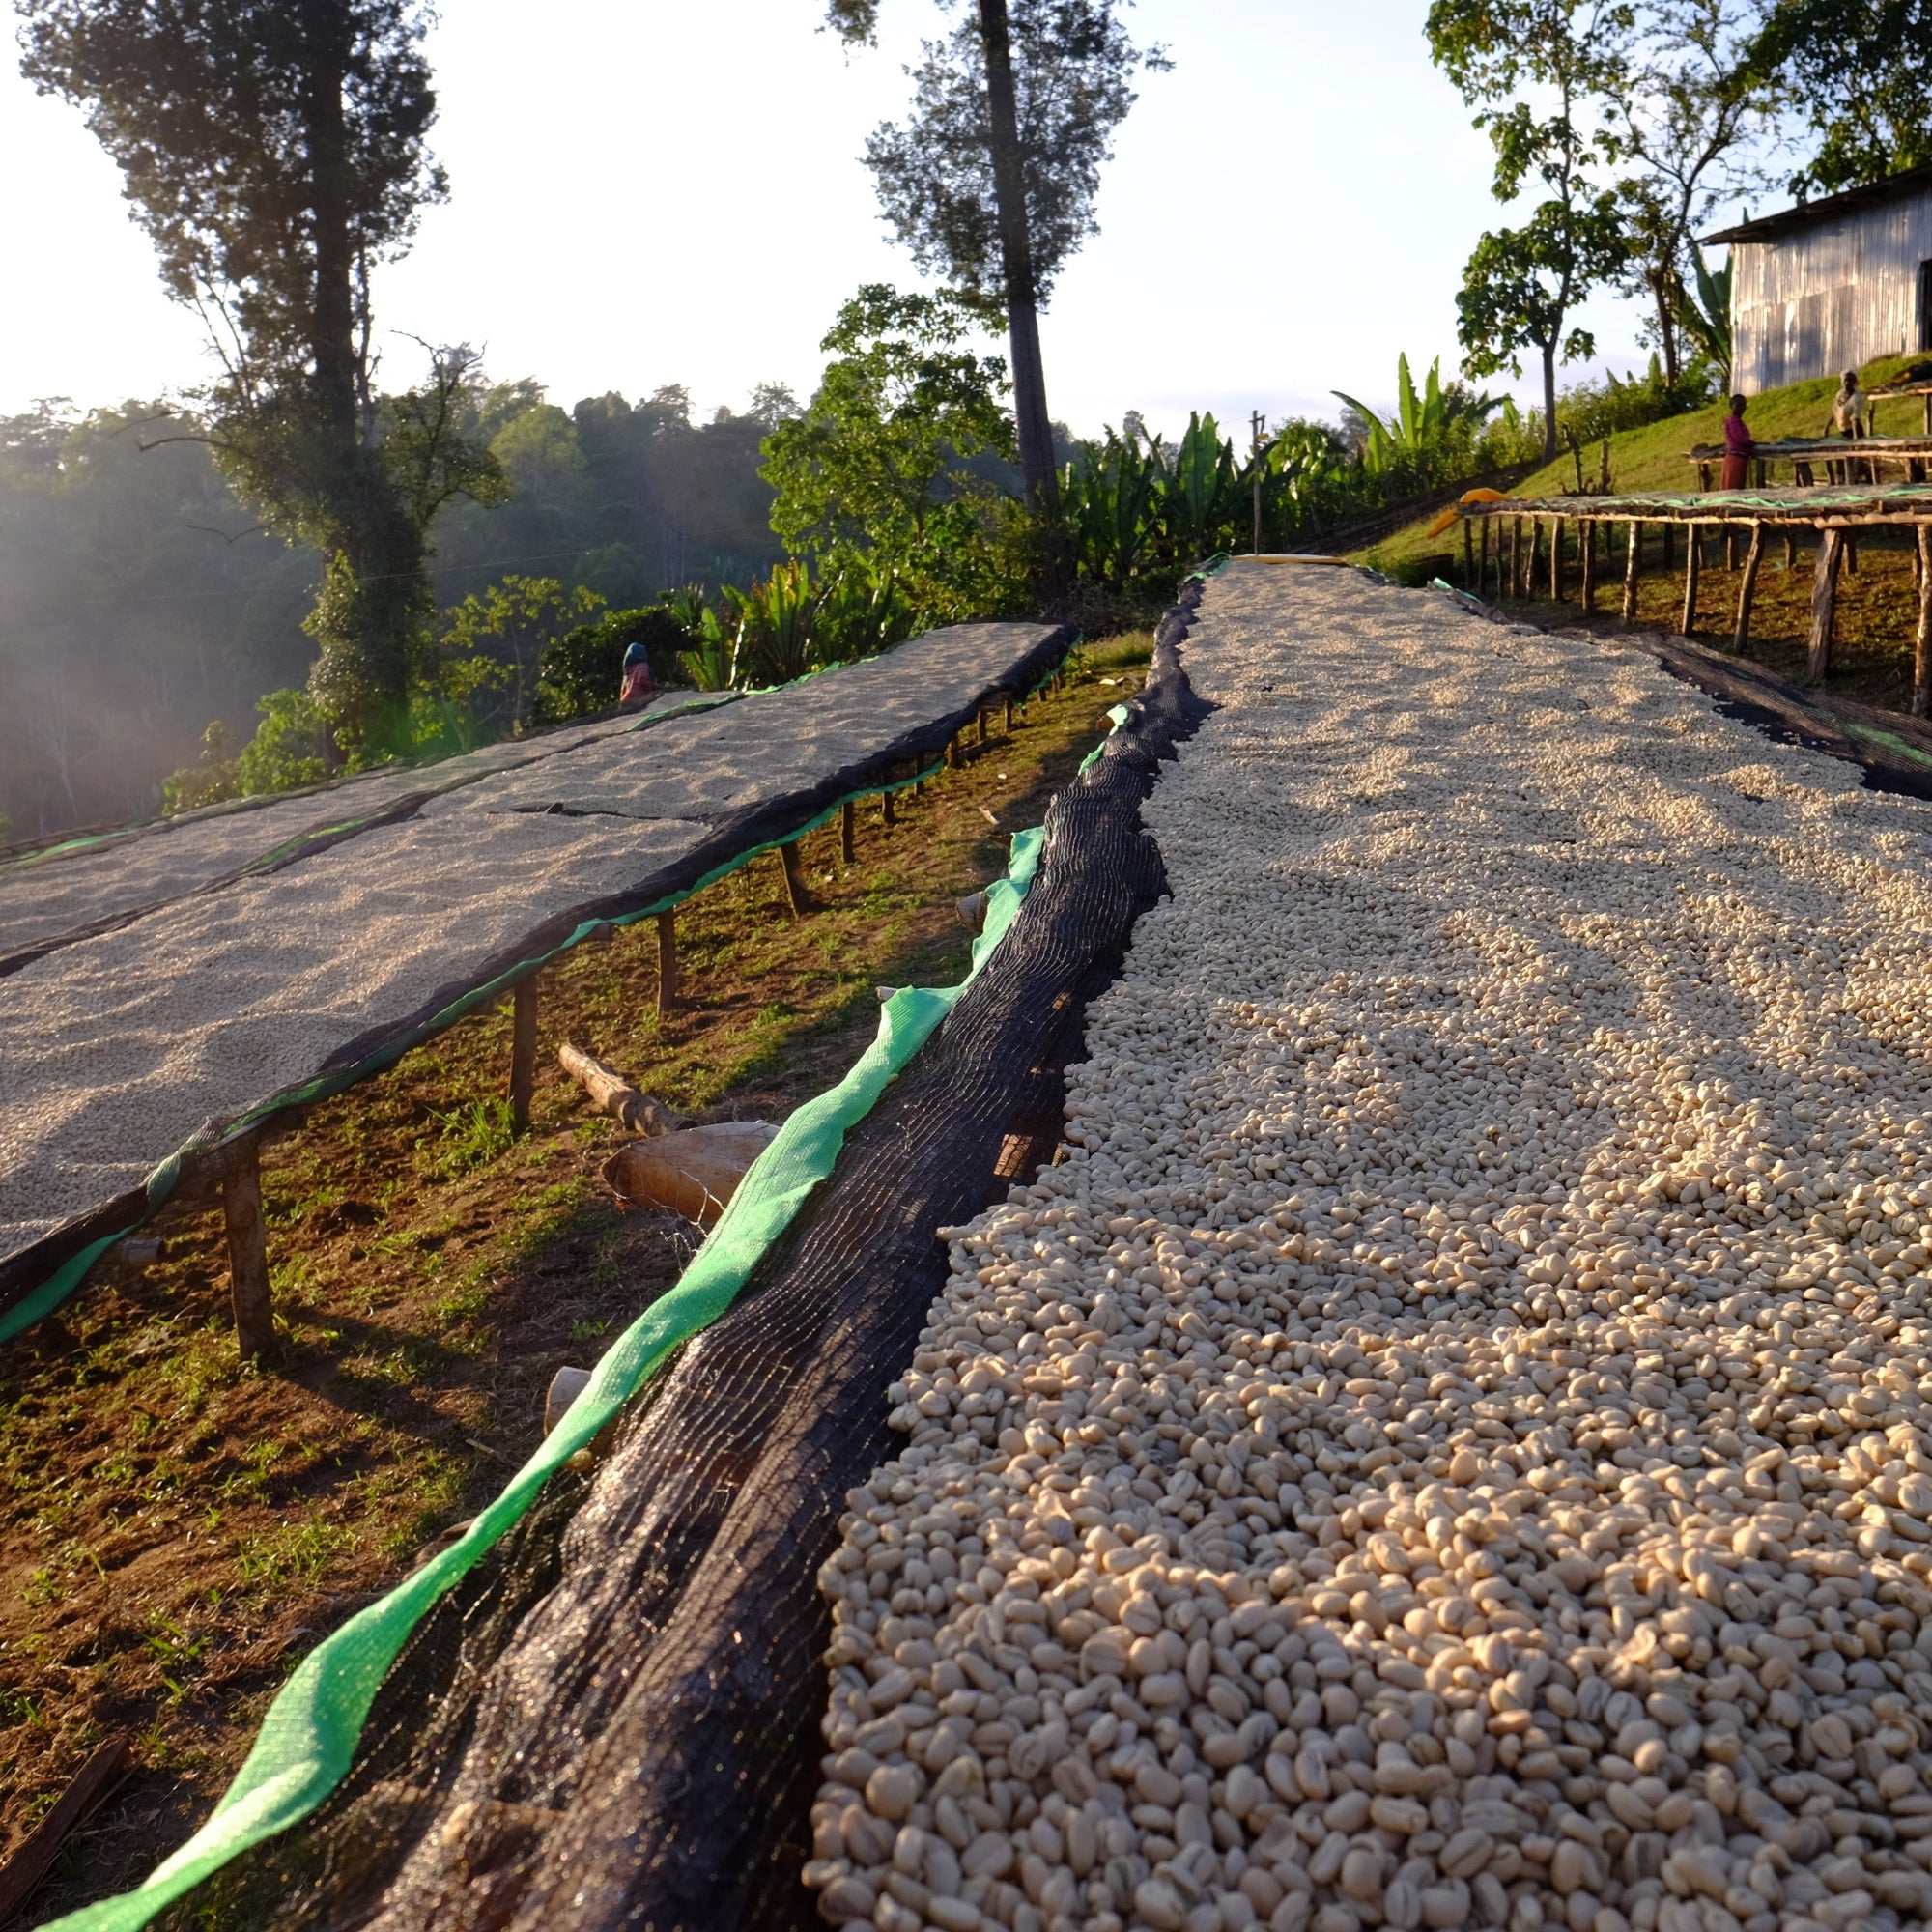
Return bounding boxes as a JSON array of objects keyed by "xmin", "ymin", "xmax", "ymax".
[{"xmin": 44, "ymin": 825, "xmax": 1044, "ymax": 1932}]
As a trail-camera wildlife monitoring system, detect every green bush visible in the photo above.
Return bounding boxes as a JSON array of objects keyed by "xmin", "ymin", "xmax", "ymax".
[
  {"xmin": 529, "ymin": 606, "xmax": 696, "ymax": 723},
  {"xmin": 161, "ymin": 689, "xmax": 330, "ymax": 813}
]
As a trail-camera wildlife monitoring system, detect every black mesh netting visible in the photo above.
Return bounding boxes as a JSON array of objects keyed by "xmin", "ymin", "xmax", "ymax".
[{"xmin": 154, "ymin": 592, "xmax": 1210, "ymax": 1932}]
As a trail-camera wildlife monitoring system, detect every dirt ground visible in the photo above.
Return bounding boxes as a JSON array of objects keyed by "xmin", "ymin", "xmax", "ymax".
[{"xmin": 0, "ymin": 635, "xmax": 1151, "ymax": 1924}]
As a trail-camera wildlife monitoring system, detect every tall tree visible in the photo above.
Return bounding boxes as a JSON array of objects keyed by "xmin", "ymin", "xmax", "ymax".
[
  {"xmin": 18, "ymin": 0, "xmax": 502, "ymax": 754},
  {"xmin": 1430, "ymin": 0, "xmax": 1633, "ymax": 464},
  {"xmin": 1749, "ymin": 0, "xmax": 1932, "ymax": 194},
  {"xmin": 1615, "ymin": 0, "xmax": 1778, "ymax": 383},
  {"xmin": 825, "ymin": 0, "xmax": 1168, "ymax": 522}
]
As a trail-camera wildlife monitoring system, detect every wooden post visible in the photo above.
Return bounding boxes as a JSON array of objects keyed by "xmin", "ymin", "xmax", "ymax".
[
  {"xmin": 945, "ymin": 734, "xmax": 961, "ymax": 770},
  {"xmin": 1580, "ymin": 520, "xmax": 1597, "ymax": 612},
  {"xmin": 1550, "ymin": 516, "xmax": 1565, "ymax": 602},
  {"xmin": 881, "ymin": 784, "xmax": 896, "ymax": 830},
  {"xmin": 1463, "ymin": 516, "xmax": 1474, "ymax": 588},
  {"xmin": 1509, "ymin": 518, "xmax": 1522, "ymax": 599},
  {"xmin": 1003, "ymin": 696, "xmax": 1014, "ymax": 731},
  {"xmin": 1479, "ymin": 516, "xmax": 1492, "ymax": 595},
  {"xmin": 1725, "ymin": 526, "xmax": 1739, "ymax": 570},
  {"xmin": 1917, "ymin": 526, "xmax": 1932, "ymax": 717},
  {"xmin": 1809, "ymin": 526, "xmax": 1846, "ymax": 681},
  {"xmin": 1784, "ymin": 530, "xmax": 1796, "ymax": 570},
  {"xmin": 1621, "ymin": 520, "xmax": 1642, "ymax": 627},
  {"xmin": 509, "ymin": 975, "xmax": 538, "ymax": 1131},
  {"xmin": 1697, "ymin": 462, "xmax": 1713, "ymax": 493},
  {"xmin": 1523, "ymin": 519, "xmax": 1541, "ymax": 598},
  {"xmin": 1734, "ymin": 523, "xmax": 1765, "ymax": 653},
  {"xmin": 1923, "ymin": 394, "xmax": 1930, "ymax": 437},
  {"xmin": 1845, "ymin": 534, "xmax": 1859, "ymax": 576},
  {"xmin": 977, "ymin": 710, "xmax": 990, "ymax": 744},
  {"xmin": 778, "ymin": 838, "xmax": 809, "ymax": 917},
  {"xmin": 839, "ymin": 799, "xmax": 856, "ymax": 865},
  {"xmin": 221, "ymin": 1134, "xmax": 274, "ymax": 1364},
  {"xmin": 655, "ymin": 910, "xmax": 679, "ymax": 1015},
  {"xmin": 1681, "ymin": 527, "xmax": 1701, "ymax": 636},
  {"xmin": 1661, "ymin": 521, "xmax": 1675, "ymax": 570}
]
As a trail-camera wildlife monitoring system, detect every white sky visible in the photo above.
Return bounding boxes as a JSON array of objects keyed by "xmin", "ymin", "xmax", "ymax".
[{"xmin": 0, "ymin": 0, "xmax": 1741, "ymax": 438}]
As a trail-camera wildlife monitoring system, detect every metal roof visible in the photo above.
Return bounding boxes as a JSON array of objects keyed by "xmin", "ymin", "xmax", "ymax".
[{"xmin": 1703, "ymin": 163, "xmax": 1932, "ymax": 245}]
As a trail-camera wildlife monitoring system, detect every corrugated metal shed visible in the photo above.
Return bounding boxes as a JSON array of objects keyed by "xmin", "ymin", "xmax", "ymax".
[{"xmin": 1706, "ymin": 167, "xmax": 1932, "ymax": 391}]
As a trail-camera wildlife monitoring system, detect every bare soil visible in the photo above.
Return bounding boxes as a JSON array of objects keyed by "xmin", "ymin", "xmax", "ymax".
[{"xmin": 0, "ymin": 637, "xmax": 1150, "ymax": 1925}]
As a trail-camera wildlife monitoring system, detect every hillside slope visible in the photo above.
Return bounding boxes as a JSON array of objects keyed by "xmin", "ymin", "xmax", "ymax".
[{"xmin": 1354, "ymin": 355, "xmax": 1932, "ymax": 715}]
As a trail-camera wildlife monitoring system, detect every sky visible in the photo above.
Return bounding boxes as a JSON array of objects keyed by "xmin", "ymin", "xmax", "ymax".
[{"xmin": 0, "ymin": 0, "xmax": 1747, "ymax": 438}]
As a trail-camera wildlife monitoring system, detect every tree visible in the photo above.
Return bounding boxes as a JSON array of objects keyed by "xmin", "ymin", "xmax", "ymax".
[
  {"xmin": 1748, "ymin": 0, "xmax": 1932, "ymax": 194},
  {"xmin": 826, "ymin": 0, "xmax": 1167, "ymax": 522},
  {"xmin": 440, "ymin": 575, "xmax": 605, "ymax": 733},
  {"xmin": 760, "ymin": 285, "xmax": 1013, "ymax": 604},
  {"xmin": 18, "ymin": 0, "xmax": 504, "ymax": 755},
  {"xmin": 1429, "ymin": 0, "xmax": 1634, "ymax": 463},
  {"xmin": 1615, "ymin": 0, "xmax": 1778, "ymax": 383}
]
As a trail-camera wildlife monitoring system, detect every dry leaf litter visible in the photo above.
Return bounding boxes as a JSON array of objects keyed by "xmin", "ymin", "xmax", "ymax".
[{"xmin": 804, "ymin": 565, "xmax": 1932, "ymax": 1932}]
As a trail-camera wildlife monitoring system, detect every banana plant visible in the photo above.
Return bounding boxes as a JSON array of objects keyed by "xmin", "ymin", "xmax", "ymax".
[
  {"xmin": 1062, "ymin": 428, "xmax": 1163, "ymax": 587},
  {"xmin": 1158, "ymin": 412, "xmax": 1244, "ymax": 562},
  {"xmin": 1332, "ymin": 354, "xmax": 1499, "ymax": 473},
  {"xmin": 724, "ymin": 559, "xmax": 823, "ymax": 687},
  {"xmin": 1680, "ymin": 244, "xmax": 1732, "ymax": 391}
]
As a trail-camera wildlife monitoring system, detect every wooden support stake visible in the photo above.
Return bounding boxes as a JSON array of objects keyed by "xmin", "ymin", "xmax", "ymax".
[
  {"xmin": 1479, "ymin": 517, "xmax": 1492, "ymax": 595},
  {"xmin": 1697, "ymin": 462, "xmax": 1713, "ymax": 493},
  {"xmin": 1681, "ymin": 527, "xmax": 1700, "ymax": 637},
  {"xmin": 1734, "ymin": 523, "xmax": 1765, "ymax": 653},
  {"xmin": 0, "ymin": 1736, "xmax": 130, "ymax": 1925},
  {"xmin": 1463, "ymin": 516, "xmax": 1474, "ymax": 588},
  {"xmin": 881, "ymin": 785, "xmax": 896, "ymax": 830},
  {"xmin": 839, "ymin": 798, "xmax": 855, "ymax": 866},
  {"xmin": 1580, "ymin": 520, "xmax": 1597, "ymax": 612},
  {"xmin": 1923, "ymin": 395, "xmax": 1931, "ymax": 437},
  {"xmin": 1809, "ymin": 526, "xmax": 1846, "ymax": 681},
  {"xmin": 1621, "ymin": 520, "xmax": 1642, "ymax": 627},
  {"xmin": 945, "ymin": 734, "xmax": 961, "ymax": 770},
  {"xmin": 1917, "ymin": 526, "xmax": 1932, "ymax": 718},
  {"xmin": 655, "ymin": 909, "xmax": 679, "ymax": 1015},
  {"xmin": 1784, "ymin": 530, "xmax": 1796, "ymax": 570},
  {"xmin": 1509, "ymin": 518, "xmax": 1521, "ymax": 599},
  {"xmin": 1661, "ymin": 521, "xmax": 1675, "ymax": 570},
  {"xmin": 977, "ymin": 710, "xmax": 990, "ymax": 744},
  {"xmin": 509, "ymin": 974, "xmax": 538, "ymax": 1131},
  {"xmin": 1845, "ymin": 533, "xmax": 1858, "ymax": 576},
  {"xmin": 1003, "ymin": 696, "xmax": 1014, "ymax": 731},
  {"xmin": 1550, "ymin": 516, "xmax": 1565, "ymax": 602},
  {"xmin": 1725, "ymin": 526, "xmax": 1739, "ymax": 570},
  {"xmin": 221, "ymin": 1134, "xmax": 274, "ymax": 1364},
  {"xmin": 778, "ymin": 838, "xmax": 809, "ymax": 918}
]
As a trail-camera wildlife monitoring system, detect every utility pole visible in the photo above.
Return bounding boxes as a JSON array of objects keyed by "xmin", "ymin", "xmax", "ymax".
[{"xmin": 1250, "ymin": 409, "xmax": 1266, "ymax": 556}]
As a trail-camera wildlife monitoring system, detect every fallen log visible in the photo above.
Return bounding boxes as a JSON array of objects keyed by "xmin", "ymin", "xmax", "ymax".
[
  {"xmin": 557, "ymin": 1041, "xmax": 681, "ymax": 1138},
  {"xmin": 602, "ymin": 1121, "xmax": 780, "ymax": 1226}
]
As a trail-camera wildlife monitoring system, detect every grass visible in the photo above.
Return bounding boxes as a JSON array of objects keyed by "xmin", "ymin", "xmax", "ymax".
[
  {"xmin": 1352, "ymin": 357, "xmax": 1932, "ymax": 715},
  {"xmin": 0, "ymin": 630, "xmax": 1152, "ymax": 1921}
]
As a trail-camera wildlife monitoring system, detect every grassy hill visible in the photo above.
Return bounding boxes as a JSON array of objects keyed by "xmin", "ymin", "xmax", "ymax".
[{"xmin": 1354, "ymin": 353, "xmax": 1932, "ymax": 713}]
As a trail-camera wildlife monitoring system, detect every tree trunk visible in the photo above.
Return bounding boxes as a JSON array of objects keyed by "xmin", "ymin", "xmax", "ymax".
[
  {"xmin": 1654, "ymin": 268, "xmax": 1679, "ymax": 389},
  {"xmin": 978, "ymin": 0, "xmax": 1060, "ymax": 523},
  {"xmin": 1541, "ymin": 337, "xmax": 1559, "ymax": 467},
  {"xmin": 301, "ymin": 9, "xmax": 357, "ymax": 449}
]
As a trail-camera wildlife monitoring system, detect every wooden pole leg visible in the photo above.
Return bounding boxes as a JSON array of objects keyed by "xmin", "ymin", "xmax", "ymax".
[
  {"xmin": 1809, "ymin": 526, "xmax": 1846, "ymax": 681},
  {"xmin": 1916, "ymin": 526, "xmax": 1932, "ymax": 718},
  {"xmin": 1681, "ymin": 527, "xmax": 1701, "ymax": 637},
  {"xmin": 509, "ymin": 974, "xmax": 538, "ymax": 1131},
  {"xmin": 655, "ymin": 909, "xmax": 679, "ymax": 1016},
  {"xmin": 1580, "ymin": 520, "xmax": 1596, "ymax": 613},
  {"xmin": 1621, "ymin": 520, "xmax": 1643, "ymax": 627},
  {"xmin": 1734, "ymin": 523, "xmax": 1765, "ymax": 653},
  {"xmin": 1463, "ymin": 516, "xmax": 1475, "ymax": 589},
  {"xmin": 1550, "ymin": 516, "xmax": 1565, "ymax": 602},
  {"xmin": 1003, "ymin": 696, "xmax": 1014, "ymax": 731},
  {"xmin": 839, "ymin": 799, "xmax": 856, "ymax": 866},
  {"xmin": 222, "ymin": 1135, "xmax": 274, "ymax": 1364},
  {"xmin": 778, "ymin": 839, "xmax": 810, "ymax": 918},
  {"xmin": 977, "ymin": 710, "xmax": 990, "ymax": 745},
  {"xmin": 945, "ymin": 734, "xmax": 961, "ymax": 771},
  {"xmin": 881, "ymin": 785, "xmax": 896, "ymax": 831}
]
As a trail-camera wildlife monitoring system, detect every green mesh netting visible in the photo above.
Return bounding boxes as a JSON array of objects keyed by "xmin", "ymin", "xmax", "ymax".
[{"xmin": 40, "ymin": 827, "xmax": 1043, "ymax": 1932}]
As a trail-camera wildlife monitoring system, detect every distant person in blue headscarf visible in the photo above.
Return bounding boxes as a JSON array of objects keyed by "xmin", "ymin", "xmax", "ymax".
[{"xmin": 619, "ymin": 637, "xmax": 656, "ymax": 710}]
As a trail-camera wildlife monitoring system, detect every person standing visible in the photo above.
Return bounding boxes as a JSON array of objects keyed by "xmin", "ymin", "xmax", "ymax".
[
  {"xmin": 1824, "ymin": 369, "xmax": 1869, "ymax": 483},
  {"xmin": 618, "ymin": 637, "xmax": 656, "ymax": 710},
  {"xmin": 1721, "ymin": 393, "xmax": 1753, "ymax": 491}
]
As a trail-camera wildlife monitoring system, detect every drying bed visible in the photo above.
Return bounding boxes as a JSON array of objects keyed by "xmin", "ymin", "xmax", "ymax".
[
  {"xmin": 805, "ymin": 563, "xmax": 1932, "ymax": 1932},
  {"xmin": 0, "ymin": 620, "xmax": 1070, "ymax": 1307}
]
